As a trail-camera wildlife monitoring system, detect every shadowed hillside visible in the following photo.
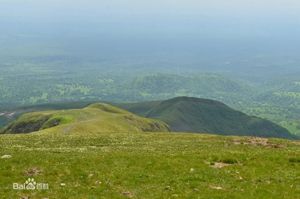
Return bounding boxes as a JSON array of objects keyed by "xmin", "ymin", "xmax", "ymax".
[{"xmin": 119, "ymin": 97, "xmax": 295, "ymax": 139}]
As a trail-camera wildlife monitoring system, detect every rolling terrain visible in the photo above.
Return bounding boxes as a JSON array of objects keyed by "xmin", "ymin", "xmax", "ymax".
[
  {"xmin": 1, "ymin": 103, "xmax": 169, "ymax": 135},
  {"xmin": 1, "ymin": 1, "xmax": 300, "ymax": 198},
  {"xmin": 1, "ymin": 97, "xmax": 295, "ymax": 139},
  {"xmin": 119, "ymin": 97, "xmax": 295, "ymax": 139},
  {"xmin": 1, "ymin": 66, "xmax": 300, "ymax": 137},
  {"xmin": 0, "ymin": 99, "xmax": 299, "ymax": 198}
]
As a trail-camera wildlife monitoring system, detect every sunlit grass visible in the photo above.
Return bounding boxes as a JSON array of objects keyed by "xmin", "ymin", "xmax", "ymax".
[{"xmin": 0, "ymin": 131, "xmax": 299, "ymax": 198}]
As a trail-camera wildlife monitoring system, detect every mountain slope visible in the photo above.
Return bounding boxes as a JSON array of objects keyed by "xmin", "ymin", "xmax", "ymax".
[
  {"xmin": 1, "ymin": 103, "xmax": 169, "ymax": 134},
  {"xmin": 119, "ymin": 97, "xmax": 295, "ymax": 139}
]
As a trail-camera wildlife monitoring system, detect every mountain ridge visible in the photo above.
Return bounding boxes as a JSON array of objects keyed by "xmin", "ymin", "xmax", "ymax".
[
  {"xmin": 1, "ymin": 97, "xmax": 296, "ymax": 139},
  {"xmin": 118, "ymin": 97, "xmax": 296, "ymax": 139},
  {"xmin": 1, "ymin": 103, "xmax": 170, "ymax": 134}
]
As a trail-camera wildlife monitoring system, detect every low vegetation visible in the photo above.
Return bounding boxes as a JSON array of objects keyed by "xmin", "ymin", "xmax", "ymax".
[
  {"xmin": 0, "ymin": 130, "xmax": 299, "ymax": 198},
  {"xmin": 1, "ymin": 103, "xmax": 169, "ymax": 134}
]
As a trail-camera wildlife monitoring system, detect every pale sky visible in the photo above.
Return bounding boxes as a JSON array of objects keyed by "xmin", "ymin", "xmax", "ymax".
[
  {"xmin": 1, "ymin": 0, "xmax": 300, "ymax": 45},
  {"xmin": 1, "ymin": 0, "xmax": 300, "ymax": 22},
  {"xmin": 1, "ymin": 0, "xmax": 300, "ymax": 70}
]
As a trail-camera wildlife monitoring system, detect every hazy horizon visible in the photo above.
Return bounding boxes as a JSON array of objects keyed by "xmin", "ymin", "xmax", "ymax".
[{"xmin": 1, "ymin": 0, "xmax": 300, "ymax": 77}]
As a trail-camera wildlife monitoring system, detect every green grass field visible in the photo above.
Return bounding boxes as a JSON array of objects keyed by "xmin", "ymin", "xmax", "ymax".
[{"xmin": 0, "ymin": 130, "xmax": 299, "ymax": 199}]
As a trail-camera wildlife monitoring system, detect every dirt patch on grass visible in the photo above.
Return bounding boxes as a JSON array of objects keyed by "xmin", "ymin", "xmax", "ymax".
[
  {"xmin": 209, "ymin": 185, "xmax": 224, "ymax": 190},
  {"xmin": 210, "ymin": 158, "xmax": 238, "ymax": 169},
  {"xmin": 1, "ymin": 154, "xmax": 12, "ymax": 159},
  {"xmin": 232, "ymin": 137, "xmax": 284, "ymax": 148},
  {"xmin": 19, "ymin": 196, "xmax": 29, "ymax": 199},
  {"xmin": 210, "ymin": 162, "xmax": 232, "ymax": 169},
  {"xmin": 122, "ymin": 191, "xmax": 134, "ymax": 198},
  {"xmin": 24, "ymin": 167, "xmax": 43, "ymax": 176}
]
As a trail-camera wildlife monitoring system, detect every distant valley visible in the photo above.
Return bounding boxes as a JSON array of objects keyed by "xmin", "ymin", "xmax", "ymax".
[{"xmin": 0, "ymin": 69, "xmax": 300, "ymax": 136}]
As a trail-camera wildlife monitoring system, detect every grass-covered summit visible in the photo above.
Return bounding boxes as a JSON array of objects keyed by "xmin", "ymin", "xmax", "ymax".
[
  {"xmin": 119, "ymin": 97, "xmax": 295, "ymax": 139},
  {"xmin": 1, "ymin": 103, "xmax": 169, "ymax": 134}
]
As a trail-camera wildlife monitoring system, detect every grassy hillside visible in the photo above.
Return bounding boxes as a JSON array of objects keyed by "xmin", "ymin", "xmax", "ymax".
[
  {"xmin": 0, "ymin": 100, "xmax": 98, "ymax": 130},
  {"xmin": 119, "ymin": 97, "xmax": 295, "ymax": 139},
  {"xmin": 1, "ymin": 103, "xmax": 169, "ymax": 134},
  {"xmin": 1, "ymin": 97, "xmax": 295, "ymax": 139},
  {"xmin": 0, "ymin": 131, "xmax": 299, "ymax": 198}
]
